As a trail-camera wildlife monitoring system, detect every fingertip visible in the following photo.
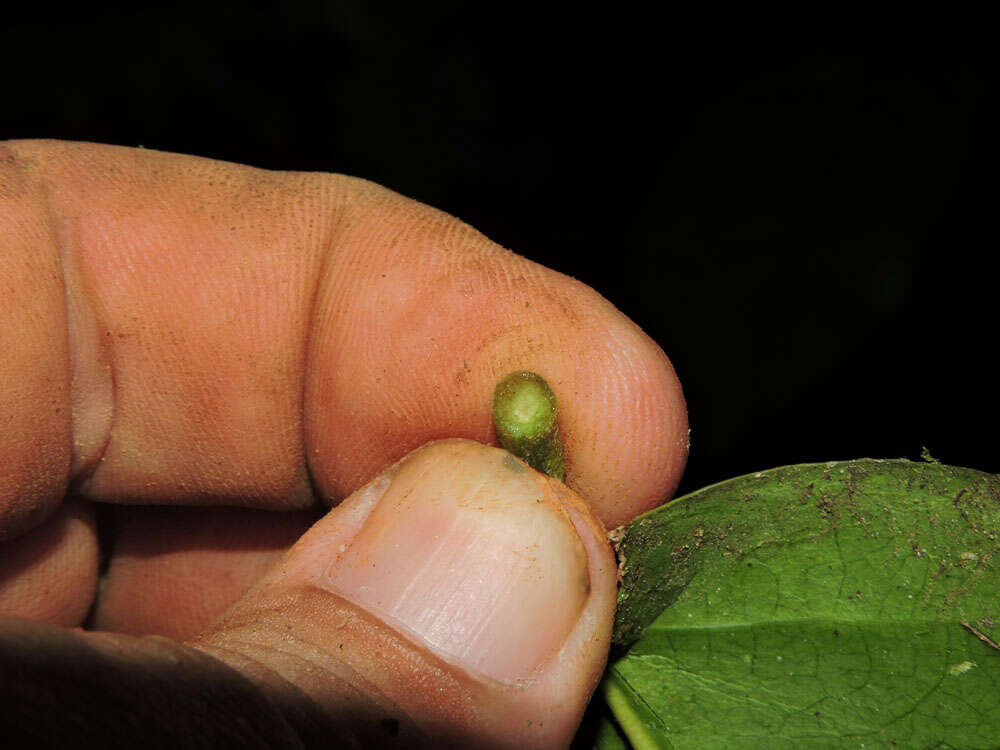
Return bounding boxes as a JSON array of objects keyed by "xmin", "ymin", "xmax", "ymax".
[
  {"xmin": 547, "ymin": 278, "xmax": 689, "ymax": 527},
  {"xmin": 304, "ymin": 184, "xmax": 688, "ymax": 526}
]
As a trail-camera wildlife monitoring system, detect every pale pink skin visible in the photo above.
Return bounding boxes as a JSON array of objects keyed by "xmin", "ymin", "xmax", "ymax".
[{"xmin": 0, "ymin": 141, "xmax": 688, "ymax": 746}]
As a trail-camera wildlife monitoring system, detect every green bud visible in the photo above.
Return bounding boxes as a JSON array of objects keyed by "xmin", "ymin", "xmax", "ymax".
[{"xmin": 492, "ymin": 370, "xmax": 565, "ymax": 481}]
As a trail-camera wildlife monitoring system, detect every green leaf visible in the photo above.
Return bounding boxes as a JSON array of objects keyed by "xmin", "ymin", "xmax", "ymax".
[
  {"xmin": 601, "ymin": 459, "xmax": 1000, "ymax": 749},
  {"xmin": 592, "ymin": 704, "xmax": 635, "ymax": 750},
  {"xmin": 571, "ymin": 695, "xmax": 632, "ymax": 750}
]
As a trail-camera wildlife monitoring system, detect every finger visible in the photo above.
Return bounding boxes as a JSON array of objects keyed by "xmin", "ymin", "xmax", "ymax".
[
  {"xmin": 195, "ymin": 440, "xmax": 618, "ymax": 747},
  {"xmin": 305, "ymin": 178, "xmax": 688, "ymax": 528},
  {"xmin": 0, "ymin": 614, "xmax": 311, "ymax": 748},
  {"xmin": 0, "ymin": 140, "xmax": 687, "ymax": 534},
  {"xmin": 0, "ymin": 144, "xmax": 72, "ymax": 539},
  {"xmin": 92, "ymin": 505, "xmax": 319, "ymax": 641},
  {"xmin": 0, "ymin": 498, "xmax": 97, "ymax": 626}
]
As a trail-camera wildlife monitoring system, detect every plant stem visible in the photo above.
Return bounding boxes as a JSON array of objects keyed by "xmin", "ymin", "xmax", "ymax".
[{"xmin": 492, "ymin": 370, "xmax": 565, "ymax": 481}]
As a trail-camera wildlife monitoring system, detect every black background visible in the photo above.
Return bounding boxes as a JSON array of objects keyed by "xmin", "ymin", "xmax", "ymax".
[{"xmin": 2, "ymin": 4, "xmax": 995, "ymax": 496}]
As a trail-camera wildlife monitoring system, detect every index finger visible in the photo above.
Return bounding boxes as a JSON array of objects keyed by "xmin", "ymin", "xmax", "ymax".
[{"xmin": 0, "ymin": 140, "xmax": 687, "ymax": 534}]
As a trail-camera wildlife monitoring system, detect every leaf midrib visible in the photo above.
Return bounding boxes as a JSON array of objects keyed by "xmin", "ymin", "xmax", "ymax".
[{"xmin": 641, "ymin": 616, "xmax": 980, "ymax": 633}]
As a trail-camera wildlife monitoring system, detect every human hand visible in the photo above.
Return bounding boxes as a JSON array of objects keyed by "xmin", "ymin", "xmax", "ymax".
[{"xmin": 0, "ymin": 140, "xmax": 687, "ymax": 747}]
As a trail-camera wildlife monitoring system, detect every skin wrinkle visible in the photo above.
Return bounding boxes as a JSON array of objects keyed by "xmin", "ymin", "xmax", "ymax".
[
  {"xmin": 196, "ymin": 588, "xmax": 444, "ymax": 745},
  {"xmin": 300, "ymin": 174, "xmax": 346, "ymax": 506},
  {"xmin": 202, "ymin": 584, "xmax": 483, "ymax": 728},
  {"xmin": 210, "ymin": 634, "xmax": 389, "ymax": 718},
  {"xmin": 0, "ymin": 145, "xmax": 73, "ymax": 539},
  {"xmin": 15, "ymin": 146, "xmax": 118, "ymax": 497},
  {"xmin": 39, "ymin": 159, "xmax": 78, "ymax": 475},
  {"xmin": 33, "ymin": 154, "xmax": 115, "ymax": 487},
  {"xmin": 192, "ymin": 640, "xmax": 369, "ymax": 750},
  {"xmin": 302, "ymin": 180, "xmax": 381, "ymax": 504}
]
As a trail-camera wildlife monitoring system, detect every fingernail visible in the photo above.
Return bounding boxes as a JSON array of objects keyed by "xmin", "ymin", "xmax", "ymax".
[{"xmin": 323, "ymin": 440, "xmax": 590, "ymax": 682}]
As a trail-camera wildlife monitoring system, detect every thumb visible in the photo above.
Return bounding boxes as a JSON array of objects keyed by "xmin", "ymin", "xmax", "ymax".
[{"xmin": 192, "ymin": 439, "xmax": 617, "ymax": 748}]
